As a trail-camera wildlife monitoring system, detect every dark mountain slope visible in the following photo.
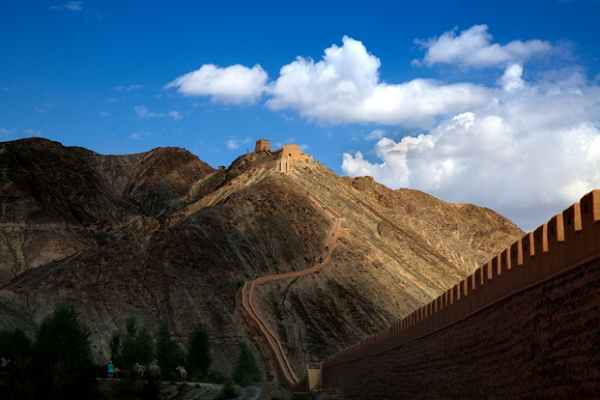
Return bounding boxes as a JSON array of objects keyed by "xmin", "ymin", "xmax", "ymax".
[{"xmin": 0, "ymin": 138, "xmax": 523, "ymax": 377}]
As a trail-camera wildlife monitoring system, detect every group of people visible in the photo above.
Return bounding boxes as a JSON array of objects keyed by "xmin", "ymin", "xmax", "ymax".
[
  {"xmin": 106, "ymin": 360, "xmax": 187, "ymax": 381},
  {"xmin": 106, "ymin": 360, "xmax": 152, "ymax": 379}
]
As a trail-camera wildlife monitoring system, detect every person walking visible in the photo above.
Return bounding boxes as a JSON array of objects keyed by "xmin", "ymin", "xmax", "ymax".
[{"xmin": 107, "ymin": 360, "xmax": 115, "ymax": 379}]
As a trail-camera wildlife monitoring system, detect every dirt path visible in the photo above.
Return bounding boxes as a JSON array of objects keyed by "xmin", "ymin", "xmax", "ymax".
[{"xmin": 240, "ymin": 172, "xmax": 343, "ymax": 385}]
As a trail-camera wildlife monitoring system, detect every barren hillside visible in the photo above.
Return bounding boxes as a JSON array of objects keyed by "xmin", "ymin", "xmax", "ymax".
[{"xmin": 0, "ymin": 137, "xmax": 523, "ymax": 378}]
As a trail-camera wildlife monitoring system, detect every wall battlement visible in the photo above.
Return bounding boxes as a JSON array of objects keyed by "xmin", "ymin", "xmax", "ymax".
[
  {"xmin": 254, "ymin": 139, "xmax": 271, "ymax": 153},
  {"xmin": 322, "ymin": 189, "xmax": 600, "ymax": 369},
  {"xmin": 272, "ymin": 143, "xmax": 313, "ymax": 161},
  {"xmin": 254, "ymin": 139, "xmax": 313, "ymax": 168}
]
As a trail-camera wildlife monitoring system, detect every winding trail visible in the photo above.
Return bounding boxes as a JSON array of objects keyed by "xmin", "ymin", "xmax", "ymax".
[{"xmin": 240, "ymin": 172, "xmax": 342, "ymax": 384}]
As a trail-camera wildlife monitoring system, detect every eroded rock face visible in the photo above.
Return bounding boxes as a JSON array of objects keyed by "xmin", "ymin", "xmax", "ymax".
[
  {"xmin": 252, "ymin": 167, "xmax": 525, "ymax": 375},
  {"xmin": 0, "ymin": 138, "xmax": 523, "ymax": 377}
]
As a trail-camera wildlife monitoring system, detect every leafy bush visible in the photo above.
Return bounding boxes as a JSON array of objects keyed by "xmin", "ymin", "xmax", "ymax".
[
  {"xmin": 207, "ymin": 369, "xmax": 226, "ymax": 384},
  {"xmin": 215, "ymin": 380, "xmax": 237, "ymax": 400},
  {"xmin": 278, "ymin": 381, "xmax": 290, "ymax": 390},
  {"xmin": 239, "ymin": 377, "xmax": 254, "ymax": 387}
]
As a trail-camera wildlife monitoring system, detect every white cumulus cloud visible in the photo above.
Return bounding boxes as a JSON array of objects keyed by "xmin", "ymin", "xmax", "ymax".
[
  {"xmin": 267, "ymin": 36, "xmax": 490, "ymax": 127},
  {"xmin": 414, "ymin": 25, "xmax": 553, "ymax": 67},
  {"xmin": 166, "ymin": 64, "xmax": 268, "ymax": 104},
  {"xmin": 342, "ymin": 65, "xmax": 600, "ymax": 232},
  {"xmin": 499, "ymin": 63, "xmax": 525, "ymax": 91}
]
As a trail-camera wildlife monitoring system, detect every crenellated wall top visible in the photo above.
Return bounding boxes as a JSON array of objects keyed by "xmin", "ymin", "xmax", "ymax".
[{"xmin": 322, "ymin": 189, "xmax": 600, "ymax": 369}]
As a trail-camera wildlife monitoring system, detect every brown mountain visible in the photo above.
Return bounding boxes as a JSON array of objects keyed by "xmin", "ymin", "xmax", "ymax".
[{"xmin": 0, "ymin": 137, "xmax": 523, "ymax": 378}]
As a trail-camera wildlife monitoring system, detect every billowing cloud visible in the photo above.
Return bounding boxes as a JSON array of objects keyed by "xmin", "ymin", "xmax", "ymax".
[
  {"xmin": 342, "ymin": 65, "xmax": 600, "ymax": 231},
  {"xmin": 164, "ymin": 32, "xmax": 596, "ymax": 232},
  {"xmin": 498, "ymin": 63, "xmax": 525, "ymax": 91},
  {"xmin": 414, "ymin": 25, "xmax": 553, "ymax": 67},
  {"xmin": 166, "ymin": 64, "xmax": 267, "ymax": 104},
  {"xmin": 267, "ymin": 36, "xmax": 490, "ymax": 127},
  {"xmin": 167, "ymin": 37, "xmax": 489, "ymax": 126}
]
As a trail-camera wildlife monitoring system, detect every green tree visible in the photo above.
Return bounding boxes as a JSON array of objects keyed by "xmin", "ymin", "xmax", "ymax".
[
  {"xmin": 109, "ymin": 331, "xmax": 121, "ymax": 362},
  {"xmin": 0, "ymin": 328, "xmax": 34, "ymax": 400},
  {"xmin": 117, "ymin": 317, "xmax": 155, "ymax": 370},
  {"xmin": 155, "ymin": 321, "xmax": 184, "ymax": 380},
  {"xmin": 32, "ymin": 303, "xmax": 96, "ymax": 400},
  {"xmin": 0, "ymin": 327, "xmax": 32, "ymax": 362},
  {"xmin": 187, "ymin": 322, "xmax": 212, "ymax": 378},
  {"xmin": 232, "ymin": 342, "xmax": 261, "ymax": 385},
  {"xmin": 34, "ymin": 303, "xmax": 93, "ymax": 375}
]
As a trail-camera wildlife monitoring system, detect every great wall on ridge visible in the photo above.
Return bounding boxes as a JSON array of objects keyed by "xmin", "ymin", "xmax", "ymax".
[
  {"xmin": 239, "ymin": 139, "xmax": 339, "ymax": 386},
  {"xmin": 239, "ymin": 139, "xmax": 600, "ymax": 398}
]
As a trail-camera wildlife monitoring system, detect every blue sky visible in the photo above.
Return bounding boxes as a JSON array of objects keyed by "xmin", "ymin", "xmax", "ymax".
[{"xmin": 1, "ymin": 1, "xmax": 600, "ymax": 232}]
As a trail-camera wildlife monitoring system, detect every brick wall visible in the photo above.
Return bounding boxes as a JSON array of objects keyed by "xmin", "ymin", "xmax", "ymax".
[
  {"xmin": 322, "ymin": 189, "xmax": 600, "ymax": 399},
  {"xmin": 323, "ymin": 257, "xmax": 600, "ymax": 399}
]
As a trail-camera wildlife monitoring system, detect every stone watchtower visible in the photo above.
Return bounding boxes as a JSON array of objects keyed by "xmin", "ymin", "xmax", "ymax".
[{"xmin": 254, "ymin": 139, "xmax": 271, "ymax": 153}]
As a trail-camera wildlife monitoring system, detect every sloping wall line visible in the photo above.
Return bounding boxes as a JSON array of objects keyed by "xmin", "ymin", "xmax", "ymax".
[
  {"xmin": 321, "ymin": 189, "xmax": 600, "ymax": 369},
  {"xmin": 239, "ymin": 171, "xmax": 342, "ymax": 384}
]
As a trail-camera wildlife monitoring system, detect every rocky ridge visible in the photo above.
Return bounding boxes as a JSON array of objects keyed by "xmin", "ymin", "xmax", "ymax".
[{"xmin": 0, "ymin": 137, "xmax": 524, "ymax": 379}]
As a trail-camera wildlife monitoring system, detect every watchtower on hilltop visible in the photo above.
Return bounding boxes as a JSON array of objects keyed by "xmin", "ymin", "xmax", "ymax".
[
  {"xmin": 253, "ymin": 138, "xmax": 313, "ymax": 172},
  {"xmin": 254, "ymin": 139, "xmax": 271, "ymax": 153}
]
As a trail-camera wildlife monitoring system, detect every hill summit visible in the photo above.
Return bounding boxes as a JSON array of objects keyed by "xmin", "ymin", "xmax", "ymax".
[{"xmin": 0, "ymin": 137, "xmax": 523, "ymax": 377}]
